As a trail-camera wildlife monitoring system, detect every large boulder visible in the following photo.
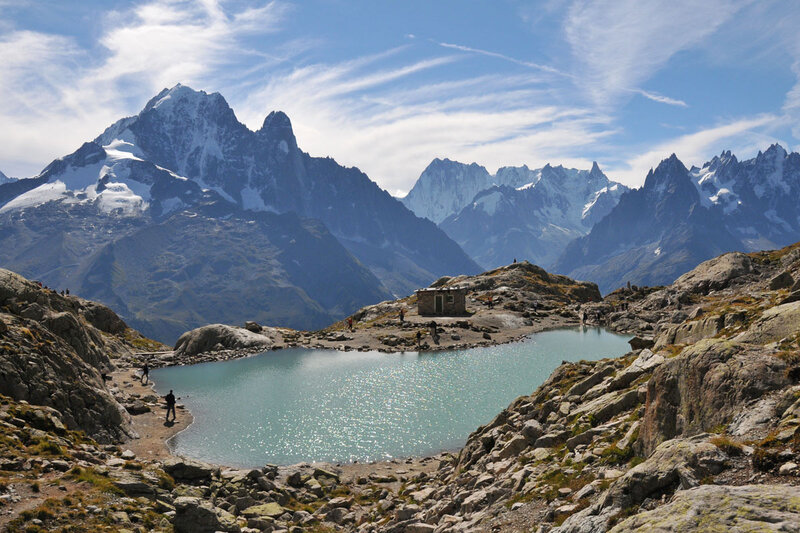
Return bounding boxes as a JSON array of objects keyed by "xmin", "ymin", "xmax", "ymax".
[
  {"xmin": 109, "ymin": 471, "xmax": 156, "ymax": 496},
  {"xmin": 174, "ymin": 324, "xmax": 275, "ymax": 357},
  {"xmin": 609, "ymin": 484, "xmax": 800, "ymax": 532},
  {"xmin": 173, "ymin": 496, "xmax": 240, "ymax": 533},
  {"xmin": 637, "ymin": 339, "xmax": 789, "ymax": 455},
  {"xmin": 162, "ymin": 456, "xmax": 216, "ymax": 482},
  {"xmin": 673, "ymin": 252, "xmax": 753, "ymax": 294},
  {"xmin": 769, "ymin": 271, "xmax": 795, "ymax": 291},
  {"xmin": 608, "ymin": 349, "xmax": 664, "ymax": 391}
]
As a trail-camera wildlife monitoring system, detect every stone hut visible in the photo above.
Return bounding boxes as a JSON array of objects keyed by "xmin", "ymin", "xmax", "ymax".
[{"xmin": 416, "ymin": 287, "xmax": 467, "ymax": 316}]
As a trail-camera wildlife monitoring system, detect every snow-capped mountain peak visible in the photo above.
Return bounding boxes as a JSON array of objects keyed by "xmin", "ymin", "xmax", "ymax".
[
  {"xmin": 417, "ymin": 157, "xmax": 628, "ymax": 269},
  {"xmin": 401, "ymin": 158, "xmax": 493, "ymax": 223}
]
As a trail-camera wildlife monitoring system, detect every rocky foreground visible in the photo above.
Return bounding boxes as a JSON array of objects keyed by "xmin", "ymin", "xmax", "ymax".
[{"xmin": 1, "ymin": 242, "xmax": 800, "ymax": 532}]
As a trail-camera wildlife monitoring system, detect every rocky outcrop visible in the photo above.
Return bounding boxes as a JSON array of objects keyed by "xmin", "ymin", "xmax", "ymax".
[
  {"xmin": 440, "ymin": 261, "xmax": 601, "ymax": 303},
  {"xmin": 173, "ymin": 324, "xmax": 277, "ymax": 358},
  {"xmin": 654, "ymin": 314, "xmax": 723, "ymax": 347},
  {"xmin": 173, "ymin": 496, "xmax": 240, "ymax": 533},
  {"xmin": 672, "ymin": 251, "xmax": 753, "ymax": 294},
  {"xmin": 162, "ymin": 456, "xmax": 217, "ymax": 482},
  {"xmin": 0, "ymin": 268, "xmax": 140, "ymax": 442},
  {"xmin": 735, "ymin": 300, "xmax": 800, "ymax": 345},
  {"xmin": 555, "ymin": 435, "xmax": 729, "ymax": 533},
  {"xmin": 609, "ymin": 484, "xmax": 800, "ymax": 532},
  {"xmin": 638, "ymin": 339, "xmax": 789, "ymax": 455}
]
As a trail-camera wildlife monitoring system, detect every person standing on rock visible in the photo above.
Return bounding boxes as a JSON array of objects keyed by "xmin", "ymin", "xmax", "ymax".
[
  {"xmin": 165, "ymin": 390, "xmax": 176, "ymax": 422},
  {"xmin": 347, "ymin": 317, "xmax": 353, "ymax": 331},
  {"xmin": 399, "ymin": 308, "xmax": 405, "ymax": 323},
  {"xmin": 141, "ymin": 362, "xmax": 149, "ymax": 385}
]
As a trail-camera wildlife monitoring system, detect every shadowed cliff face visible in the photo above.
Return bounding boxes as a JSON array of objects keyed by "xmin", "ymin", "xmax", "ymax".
[{"xmin": 0, "ymin": 268, "xmax": 156, "ymax": 443}]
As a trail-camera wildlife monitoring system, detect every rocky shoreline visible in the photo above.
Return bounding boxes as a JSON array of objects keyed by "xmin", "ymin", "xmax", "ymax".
[{"xmin": 123, "ymin": 261, "xmax": 604, "ymax": 370}]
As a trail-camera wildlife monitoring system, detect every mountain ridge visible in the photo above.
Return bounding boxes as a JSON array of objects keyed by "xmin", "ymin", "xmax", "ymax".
[
  {"xmin": 403, "ymin": 157, "xmax": 628, "ymax": 269},
  {"xmin": 554, "ymin": 145, "xmax": 800, "ymax": 293}
]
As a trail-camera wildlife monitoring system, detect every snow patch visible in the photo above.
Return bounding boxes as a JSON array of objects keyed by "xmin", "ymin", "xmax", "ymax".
[
  {"xmin": 474, "ymin": 191, "xmax": 503, "ymax": 216},
  {"xmin": 103, "ymin": 137, "xmax": 145, "ymax": 161},
  {"xmin": 278, "ymin": 140, "xmax": 289, "ymax": 154},
  {"xmin": 0, "ymin": 181, "xmax": 67, "ymax": 212},
  {"xmin": 96, "ymin": 182, "xmax": 146, "ymax": 214},
  {"xmin": 582, "ymin": 187, "xmax": 608, "ymax": 218},
  {"xmin": 56, "ymin": 161, "xmax": 106, "ymax": 191}
]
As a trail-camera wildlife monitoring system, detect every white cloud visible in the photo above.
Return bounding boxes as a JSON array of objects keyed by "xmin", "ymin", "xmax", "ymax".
[
  {"xmin": 437, "ymin": 41, "xmax": 569, "ymax": 77},
  {"xmin": 564, "ymin": 0, "xmax": 751, "ymax": 107},
  {"xmin": 629, "ymin": 89, "xmax": 687, "ymax": 108}
]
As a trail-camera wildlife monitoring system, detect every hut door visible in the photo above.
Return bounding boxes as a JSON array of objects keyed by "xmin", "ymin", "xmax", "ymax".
[{"xmin": 435, "ymin": 295, "xmax": 444, "ymax": 314}]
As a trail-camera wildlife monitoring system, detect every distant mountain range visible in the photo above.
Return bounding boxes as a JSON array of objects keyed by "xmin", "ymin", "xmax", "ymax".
[
  {"xmin": 0, "ymin": 85, "xmax": 479, "ymax": 342},
  {"xmin": 555, "ymin": 145, "xmax": 800, "ymax": 293},
  {"xmin": 402, "ymin": 145, "xmax": 800, "ymax": 295},
  {"xmin": 402, "ymin": 158, "xmax": 628, "ymax": 269},
  {"xmin": 4, "ymin": 83, "xmax": 799, "ymax": 336}
]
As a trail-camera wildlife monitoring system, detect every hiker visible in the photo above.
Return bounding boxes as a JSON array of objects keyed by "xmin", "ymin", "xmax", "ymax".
[
  {"xmin": 165, "ymin": 390, "xmax": 176, "ymax": 422},
  {"xmin": 65, "ymin": 288, "xmax": 70, "ymax": 295},
  {"xmin": 416, "ymin": 330, "xmax": 422, "ymax": 348},
  {"xmin": 429, "ymin": 321, "xmax": 440, "ymax": 344},
  {"xmin": 488, "ymin": 295, "xmax": 493, "ymax": 309},
  {"xmin": 141, "ymin": 362, "xmax": 149, "ymax": 385},
  {"xmin": 347, "ymin": 317, "xmax": 353, "ymax": 331},
  {"xmin": 399, "ymin": 308, "xmax": 405, "ymax": 323}
]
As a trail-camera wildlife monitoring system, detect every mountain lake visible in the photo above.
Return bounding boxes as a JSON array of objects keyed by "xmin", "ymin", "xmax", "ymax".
[{"xmin": 151, "ymin": 327, "xmax": 632, "ymax": 467}]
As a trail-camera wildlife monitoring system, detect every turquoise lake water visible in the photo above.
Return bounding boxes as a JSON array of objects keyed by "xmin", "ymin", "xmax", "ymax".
[{"xmin": 151, "ymin": 327, "xmax": 631, "ymax": 467}]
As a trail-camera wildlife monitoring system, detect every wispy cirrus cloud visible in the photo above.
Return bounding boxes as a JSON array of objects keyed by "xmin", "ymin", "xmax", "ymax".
[
  {"xmin": 564, "ymin": 0, "xmax": 752, "ymax": 107},
  {"xmin": 437, "ymin": 39, "xmax": 689, "ymax": 109},
  {"xmin": 437, "ymin": 41, "xmax": 570, "ymax": 77},
  {"xmin": 236, "ymin": 48, "xmax": 613, "ymax": 195},
  {"xmin": 629, "ymin": 88, "xmax": 687, "ymax": 108}
]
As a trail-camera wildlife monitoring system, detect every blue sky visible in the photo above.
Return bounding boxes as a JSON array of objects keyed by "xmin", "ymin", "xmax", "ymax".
[{"xmin": 1, "ymin": 0, "xmax": 799, "ymax": 194}]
